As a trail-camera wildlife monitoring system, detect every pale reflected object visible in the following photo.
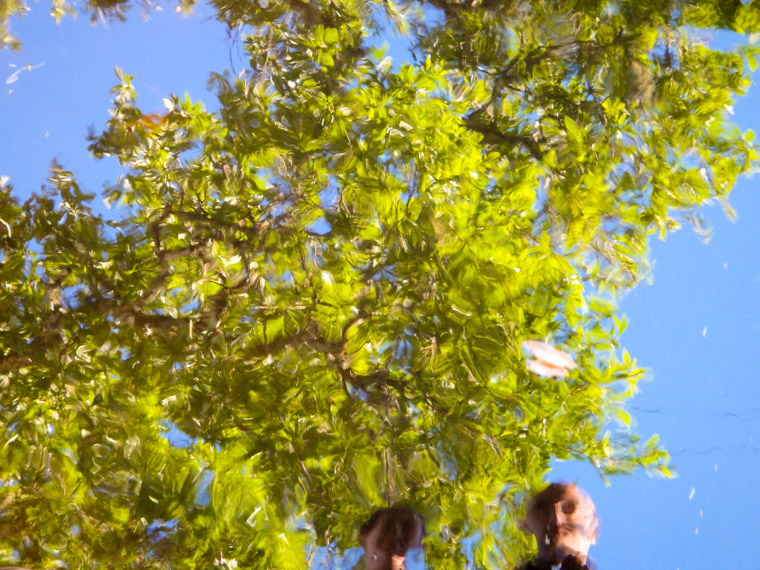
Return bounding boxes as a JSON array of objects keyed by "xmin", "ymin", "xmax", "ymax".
[
  {"xmin": 5, "ymin": 62, "xmax": 44, "ymax": 85},
  {"xmin": 523, "ymin": 340, "xmax": 577, "ymax": 378}
]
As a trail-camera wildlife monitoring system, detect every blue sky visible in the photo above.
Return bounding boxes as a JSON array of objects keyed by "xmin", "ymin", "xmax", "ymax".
[
  {"xmin": 2, "ymin": 5, "xmax": 759, "ymax": 569},
  {"xmin": 553, "ymin": 182, "xmax": 760, "ymax": 569}
]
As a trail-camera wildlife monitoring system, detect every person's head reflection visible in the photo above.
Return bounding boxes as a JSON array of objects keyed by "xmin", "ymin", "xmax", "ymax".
[
  {"xmin": 359, "ymin": 506, "xmax": 425, "ymax": 570},
  {"xmin": 520, "ymin": 483, "xmax": 599, "ymax": 568}
]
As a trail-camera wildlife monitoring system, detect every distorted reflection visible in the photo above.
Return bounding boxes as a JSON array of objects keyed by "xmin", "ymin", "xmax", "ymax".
[
  {"xmin": 523, "ymin": 340, "xmax": 577, "ymax": 379},
  {"xmin": 516, "ymin": 483, "xmax": 599, "ymax": 570},
  {"xmin": 358, "ymin": 506, "xmax": 425, "ymax": 570}
]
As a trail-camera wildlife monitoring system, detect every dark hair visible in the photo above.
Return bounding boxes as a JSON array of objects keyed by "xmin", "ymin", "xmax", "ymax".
[{"xmin": 359, "ymin": 506, "xmax": 426, "ymax": 556}]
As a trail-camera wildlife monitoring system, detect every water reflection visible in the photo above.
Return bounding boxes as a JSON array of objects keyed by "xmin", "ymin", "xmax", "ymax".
[
  {"xmin": 359, "ymin": 506, "xmax": 425, "ymax": 570},
  {"xmin": 517, "ymin": 483, "xmax": 598, "ymax": 570}
]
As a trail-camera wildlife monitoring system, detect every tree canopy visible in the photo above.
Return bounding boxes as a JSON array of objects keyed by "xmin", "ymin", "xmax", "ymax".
[{"xmin": 0, "ymin": 0, "xmax": 757, "ymax": 567}]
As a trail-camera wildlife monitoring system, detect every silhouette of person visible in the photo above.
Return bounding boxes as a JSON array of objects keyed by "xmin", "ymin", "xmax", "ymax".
[
  {"xmin": 516, "ymin": 482, "xmax": 599, "ymax": 570},
  {"xmin": 359, "ymin": 506, "xmax": 425, "ymax": 570}
]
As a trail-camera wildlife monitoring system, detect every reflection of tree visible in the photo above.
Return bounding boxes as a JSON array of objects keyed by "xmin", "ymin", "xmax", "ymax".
[{"xmin": 0, "ymin": 0, "xmax": 757, "ymax": 567}]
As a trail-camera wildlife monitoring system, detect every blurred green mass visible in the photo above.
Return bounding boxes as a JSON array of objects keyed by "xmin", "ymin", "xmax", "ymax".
[{"xmin": 0, "ymin": 0, "xmax": 758, "ymax": 567}]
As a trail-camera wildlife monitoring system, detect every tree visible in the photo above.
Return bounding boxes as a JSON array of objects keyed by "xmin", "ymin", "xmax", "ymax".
[{"xmin": 0, "ymin": 0, "xmax": 757, "ymax": 567}]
